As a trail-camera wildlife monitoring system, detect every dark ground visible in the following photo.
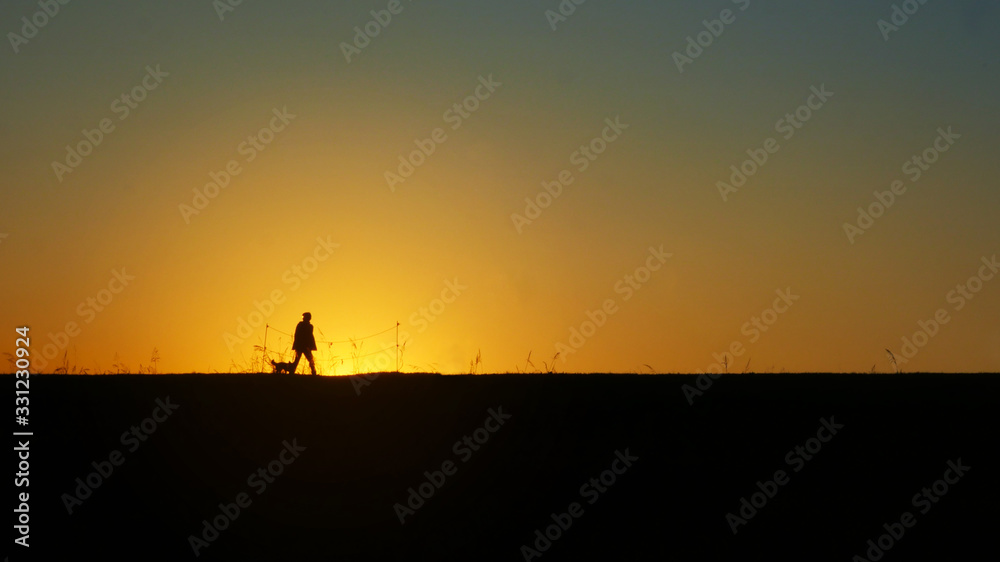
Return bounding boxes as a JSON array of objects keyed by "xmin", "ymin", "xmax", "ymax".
[{"xmin": 7, "ymin": 372, "xmax": 999, "ymax": 561}]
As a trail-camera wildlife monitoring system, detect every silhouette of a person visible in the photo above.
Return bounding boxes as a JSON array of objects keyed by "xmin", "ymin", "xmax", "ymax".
[{"xmin": 292, "ymin": 312, "xmax": 317, "ymax": 375}]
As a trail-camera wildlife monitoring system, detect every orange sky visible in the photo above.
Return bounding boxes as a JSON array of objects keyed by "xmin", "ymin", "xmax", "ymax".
[{"xmin": 2, "ymin": 1, "xmax": 998, "ymax": 374}]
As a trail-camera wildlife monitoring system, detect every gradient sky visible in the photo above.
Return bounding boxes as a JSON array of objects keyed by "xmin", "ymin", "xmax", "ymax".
[{"xmin": 2, "ymin": 0, "xmax": 998, "ymax": 374}]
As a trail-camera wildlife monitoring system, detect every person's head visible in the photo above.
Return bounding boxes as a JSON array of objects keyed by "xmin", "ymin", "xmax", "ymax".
[{"xmin": 303, "ymin": 312, "xmax": 312, "ymax": 322}]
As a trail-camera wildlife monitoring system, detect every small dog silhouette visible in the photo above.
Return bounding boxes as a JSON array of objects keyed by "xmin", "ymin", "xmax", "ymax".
[{"xmin": 270, "ymin": 360, "xmax": 296, "ymax": 375}]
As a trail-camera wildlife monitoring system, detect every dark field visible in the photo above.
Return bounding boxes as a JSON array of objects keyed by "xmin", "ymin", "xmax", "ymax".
[{"xmin": 9, "ymin": 372, "xmax": 999, "ymax": 561}]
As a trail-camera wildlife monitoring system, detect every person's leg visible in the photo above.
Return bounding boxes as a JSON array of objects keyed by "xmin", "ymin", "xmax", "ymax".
[
  {"xmin": 292, "ymin": 351, "xmax": 302, "ymax": 373},
  {"xmin": 305, "ymin": 350, "xmax": 316, "ymax": 375}
]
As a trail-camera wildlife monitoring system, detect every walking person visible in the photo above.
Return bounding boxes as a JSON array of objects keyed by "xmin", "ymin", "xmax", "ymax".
[{"xmin": 292, "ymin": 312, "xmax": 318, "ymax": 375}]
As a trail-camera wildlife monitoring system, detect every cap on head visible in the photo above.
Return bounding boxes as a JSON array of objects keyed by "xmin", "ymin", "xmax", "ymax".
[{"xmin": 303, "ymin": 312, "xmax": 312, "ymax": 320}]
